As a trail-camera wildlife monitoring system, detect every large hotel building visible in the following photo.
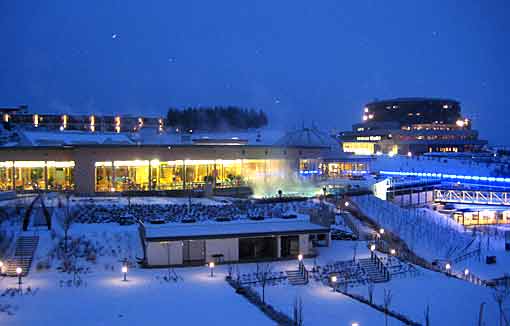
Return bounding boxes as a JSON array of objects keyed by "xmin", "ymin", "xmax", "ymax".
[
  {"xmin": 339, "ymin": 98, "xmax": 487, "ymax": 156},
  {"xmin": 0, "ymin": 106, "xmax": 368, "ymax": 195}
]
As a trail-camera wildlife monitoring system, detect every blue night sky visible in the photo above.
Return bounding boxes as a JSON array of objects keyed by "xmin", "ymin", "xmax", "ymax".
[{"xmin": 1, "ymin": 1, "xmax": 509, "ymax": 144}]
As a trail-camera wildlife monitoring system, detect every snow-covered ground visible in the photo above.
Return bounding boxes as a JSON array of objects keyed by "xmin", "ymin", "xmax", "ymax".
[
  {"xmin": 348, "ymin": 269, "xmax": 502, "ymax": 326},
  {"xmin": 0, "ymin": 264, "xmax": 273, "ymax": 326},
  {"xmin": 351, "ymin": 195, "xmax": 510, "ymax": 281},
  {"xmin": 453, "ymin": 225, "xmax": 510, "ymax": 280},
  {"xmin": 252, "ymin": 242, "xmax": 506, "ymax": 326},
  {"xmin": 1, "ymin": 205, "xmax": 508, "ymax": 325},
  {"xmin": 0, "ymin": 224, "xmax": 273, "ymax": 326},
  {"xmin": 352, "ymin": 195, "xmax": 472, "ymax": 261}
]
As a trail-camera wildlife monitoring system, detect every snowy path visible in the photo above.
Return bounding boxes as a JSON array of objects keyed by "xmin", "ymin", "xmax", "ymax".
[{"xmin": 0, "ymin": 267, "xmax": 273, "ymax": 326}]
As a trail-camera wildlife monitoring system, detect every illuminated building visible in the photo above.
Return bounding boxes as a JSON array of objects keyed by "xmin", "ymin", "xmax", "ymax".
[
  {"xmin": 339, "ymin": 98, "xmax": 487, "ymax": 155},
  {"xmin": 0, "ymin": 127, "xmax": 340, "ymax": 195}
]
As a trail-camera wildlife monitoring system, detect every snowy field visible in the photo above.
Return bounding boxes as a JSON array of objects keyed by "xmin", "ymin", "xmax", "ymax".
[
  {"xmin": 453, "ymin": 225, "xmax": 510, "ymax": 280},
  {"xmin": 1, "ymin": 206, "xmax": 509, "ymax": 325},
  {"xmin": 0, "ymin": 265, "xmax": 273, "ymax": 326},
  {"xmin": 0, "ymin": 225, "xmax": 272, "ymax": 326},
  {"xmin": 352, "ymin": 195, "xmax": 473, "ymax": 261},
  {"xmin": 252, "ymin": 242, "xmax": 506, "ymax": 326},
  {"xmin": 348, "ymin": 269, "xmax": 502, "ymax": 325}
]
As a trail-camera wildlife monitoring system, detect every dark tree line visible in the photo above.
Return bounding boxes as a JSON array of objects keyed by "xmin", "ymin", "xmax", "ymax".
[{"xmin": 166, "ymin": 106, "xmax": 268, "ymax": 131}]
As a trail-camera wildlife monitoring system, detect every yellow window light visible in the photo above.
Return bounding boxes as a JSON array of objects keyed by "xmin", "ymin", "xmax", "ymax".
[
  {"xmin": 46, "ymin": 161, "xmax": 75, "ymax": 168},
  {"xmin": 114, "ymin": 160, "xmax": 149, "ymax": 167},
  {"xmin": 0, "ymin": 161, "xmax": 14, "ymax": 168},
  {"xmin": 95, "ymin": 161, "xmax": 113, "ymax": 167},
  {"xmin": 14, "ymin": 161, "xmax": 46, "ymax": 168}
]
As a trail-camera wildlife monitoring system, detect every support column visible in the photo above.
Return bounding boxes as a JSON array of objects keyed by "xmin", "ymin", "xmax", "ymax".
[
  {"xmin": 276, "ymin": 236, "xmax": 281, "ymax": 258},
  {"xmin": 44, "ymin": 162, "xmax": 48, "ymax": 190}
]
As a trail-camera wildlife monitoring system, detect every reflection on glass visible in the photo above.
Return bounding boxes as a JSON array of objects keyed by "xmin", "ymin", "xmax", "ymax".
[{"xmin": 0, "ymin": 161, "xmax": 13, "ymax": 191}]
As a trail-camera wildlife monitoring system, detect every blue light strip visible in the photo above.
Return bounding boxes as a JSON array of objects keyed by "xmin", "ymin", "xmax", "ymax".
[{"xmin": 379, "ymin": 170, "xmax": 510, "ymax": 183}]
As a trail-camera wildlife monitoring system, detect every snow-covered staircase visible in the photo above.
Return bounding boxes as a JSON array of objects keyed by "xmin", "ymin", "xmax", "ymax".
[
  {"xmin": 358, "ymin": 258, "xmax": 390, "ymax": 283},
  {"xmin": 3, "ymin": 235, "xmax": 39, "ymax": 277},
  {"xmin": 286, "ymin": 265, "xmax": 309, "ymax": 286}
]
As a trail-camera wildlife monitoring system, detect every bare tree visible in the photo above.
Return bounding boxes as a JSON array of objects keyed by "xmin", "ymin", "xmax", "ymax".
[
  {"xmin": 367, "ymin": 283, "xmax": 375, "ymax": 304},
  {"xmin": 292, "ymin": 296, "xmax": 304, "ymax": 326},
  {"xmin": 61, "ymin": 193, "xmax": 85, "ymax": 254},
  {"xmin": 383, "ymin": 288, "xmax": 393, "ymax": 326},
  {"xmin": 352, "ymin": 242, "xmax": 358, "ymax": 262},
  {"xmin": 424, "ymin": 304, "xmax": 430, "ymax": 326},
  {"xmin": 255, "ymin": 263, "xmax": 273, "ymax": 304},
  {"xmin": 493, "ymin": 283, "xmax": 510, "ymax": 326},
  {"xmin": 478, "ymin": 302, "xmax": 485, "ymax": 326}
]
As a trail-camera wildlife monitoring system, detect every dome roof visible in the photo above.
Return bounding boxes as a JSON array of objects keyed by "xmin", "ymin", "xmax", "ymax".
[{"xmin": 274, "ymin": 127, "xmax": 339, "ymax": 148}]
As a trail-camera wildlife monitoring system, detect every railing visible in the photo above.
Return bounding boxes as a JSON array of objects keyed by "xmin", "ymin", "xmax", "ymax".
[
  {"xmin": 370, "ymin": 251, "xmax": 390, "ymax": 281},
  {"xmin": 435, "ymin": 189, "xmax": 510, "ymax": 206},
  {"xmin": 452, "ymin": 248, "xmax": 481, "ymax": 264}
]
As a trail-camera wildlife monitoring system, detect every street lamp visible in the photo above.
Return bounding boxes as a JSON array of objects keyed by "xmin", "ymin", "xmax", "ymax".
[
  {"xmin": 16, "ymin": 267, "xmax": 22, "ymax": 285},
  {"xmin": 330, "ymin": 275, "xmax": 337, "ymax": 292},
  {"xmin": 344, "ymin": 201, "xmax": 350, "ymax": 207},
  {"xmin": 379, "ymin": 228, "xmax": 385, "ymax": 235},
  {"xmin": 208, "ymin": 262, "xmax": 215, "ymax": 277},
  {"xmin": 390, "ymin": 249, "xmax": 396, "ymax": 256},
  {"xmin": 298, "ymin": 254, "xmax": 303, "ymax": 262},
  {"xmin": 464, "ymin": 268, "xmax": 469, "ymax": 277},
  {"xmin": 370, "ymin": 244, "xmax": 376, "ymax": 252},
  {"xmin": 445, "ymin": 263, "xmax": 451, "ymax": 273},
  {"xmin": 122, "ymin": 265, "xmax": 128, "ymax": 281}
]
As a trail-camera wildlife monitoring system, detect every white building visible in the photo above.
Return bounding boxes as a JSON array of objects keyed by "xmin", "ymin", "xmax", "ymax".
[{"xmin": 139, "ymin": 219, "xmax": 330, "ymax": 266}]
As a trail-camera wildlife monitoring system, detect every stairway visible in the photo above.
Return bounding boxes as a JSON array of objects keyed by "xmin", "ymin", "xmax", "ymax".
[
  {"xmin": 358, "ymin": 258, "xmax": 389, "ymax": 283},
  {"xmin": 286, "ymin": 267, "xmax": 309, "ymax": 286},
  {"xmin": 3, "ymin": 236, "xmax": 39, "ymax": 277}
]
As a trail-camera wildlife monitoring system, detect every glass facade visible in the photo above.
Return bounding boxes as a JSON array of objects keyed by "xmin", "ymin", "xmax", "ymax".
[
  {"xmin": 114, "ymin": 160, "xmax": 150, "ymax": 191},
  {"xmin": 0, "ymin": 161, "xmax": 14, "ymax": 191},
  {"xmin": 152, "ymin": 160, "xmax": 184, "ymax": 190},
  {"xmin": 95, "ymin": 162, "xmax": 114, "ymax": 192},
  {"xmin": 319, "ymin": 162, "xmax": 368, "ymax": 178},
  {"xmin": 14, "ymin": 161, "xmax": 46, "ymax": 191},
  {"xmin": 93, "ymin": 159, "xmax": 289, "ymax": 192},
  {"xmin": 0, "ymin": 161, "xmax": 75, "ymax": 191},
  {"xmin": 453, "ymin": 210, "xmax": 510, "ymax": 226},
  {"xmin": 47, "ymin": 161, "xmax": 75, "ymax": 190}
]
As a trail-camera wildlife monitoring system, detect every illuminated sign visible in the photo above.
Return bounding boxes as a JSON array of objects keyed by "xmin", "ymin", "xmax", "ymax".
[{"xmin": 356, "ymin": 136, "xmax": 382, "ymax": 141}]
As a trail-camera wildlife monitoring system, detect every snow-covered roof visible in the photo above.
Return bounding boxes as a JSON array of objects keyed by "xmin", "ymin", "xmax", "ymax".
[
  {"xmin": 274, "ymin": 127, "xmax": 339, "ymax": 148},
  {"xmin": 135, "ymin": 129, "xmax": 285, "ymax": 146},
  {"xmin": 17, "ymin": 130, "xmax": 134, "ymax": 146},
  {"xmin": 143, "ymin": 219, "xmax": 329, "ymax": 241}
]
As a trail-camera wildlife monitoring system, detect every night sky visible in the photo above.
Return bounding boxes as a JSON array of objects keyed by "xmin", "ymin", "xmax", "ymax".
[{"xmin": 1, "ymin": 1, "xmax": 509, "ymax": 144}]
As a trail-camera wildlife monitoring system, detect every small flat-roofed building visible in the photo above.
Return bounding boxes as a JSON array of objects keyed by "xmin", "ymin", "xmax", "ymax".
[{"xmin": 139, "ymin": 219, "xmax": 330, "ymax": 266}]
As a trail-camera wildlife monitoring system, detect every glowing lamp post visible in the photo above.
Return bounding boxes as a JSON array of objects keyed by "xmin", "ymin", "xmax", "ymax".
[
  {"xmin": 298, "ymin": 254, "xmax": 304, "ymax": 271},
  {"xmin": 16, "ymin": 267, "xmax": 22, "ymax": 285},
  {"xmin": 445, "ymin": 263, "xmax": 451, "ymax": 274},
  {"xmin": 390, "ymin": 249, "xmax": 396, "ymax": 256},
  {"xmin": 464, "ymin": 268, "xmax": 469, "ymax": 277},
  {"xmin": 370, "ymin": 244, "xmax": 376, "ymax": 252},
  {"xmin": 379, "ymin": 228, "xmax": 385, "ymax": 235},
  {"xmin": 122, "ymin": 265, "xmax": 128, "ymax": 282},
  {"xmin": 208, "ymin": 262, "xmax": 215, "ymax": 277},
  {"xmin": 330, "ymin": 275, "xmax": 337, "ymax": 292},
  {"xmin": 344, "ymin": 201, "xmax": 350, "ymax": 208}
]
